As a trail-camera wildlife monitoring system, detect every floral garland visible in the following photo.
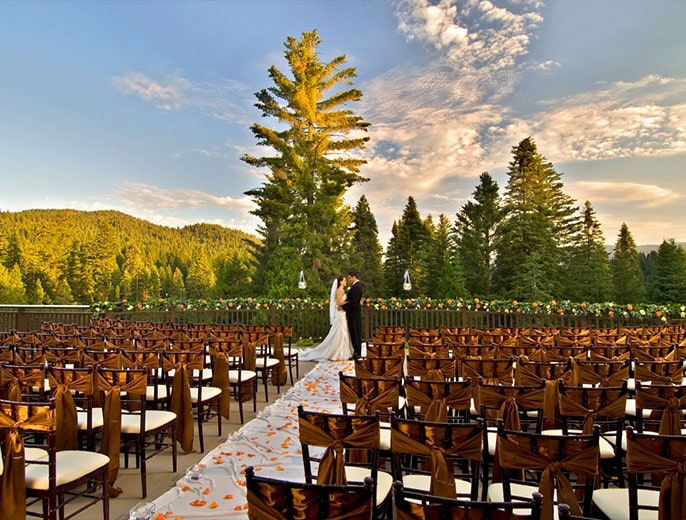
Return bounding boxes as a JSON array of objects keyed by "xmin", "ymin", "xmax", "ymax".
[{"xmin": 89, "ymin": 297, "xmax": 682, "ymax": 321}]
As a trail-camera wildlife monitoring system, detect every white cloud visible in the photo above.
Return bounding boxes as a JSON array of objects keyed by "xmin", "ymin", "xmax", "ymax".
[
  {"xmin": 569, "ymin": 181, "xmax": 682, "ymax": 209},
  {"xmin": 109, "ymin": 182, "xmax": 255, "ymax": 212},
  {"xmin": 112, "ymin": 71, "xmax": 252, "ymax": 124}
]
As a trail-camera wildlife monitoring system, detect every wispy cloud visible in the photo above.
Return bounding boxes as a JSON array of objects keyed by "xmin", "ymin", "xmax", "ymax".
[
  {"xmin": 111, "ymin": 71, "xmax": 253, "ymax": 124},
  {"xmin": 109, "ymin": 181, "xmax": 255, "ymax": 212},
  {"xmin": 569, "ymin": 181, "xmax": 683, "ymax": 209}
]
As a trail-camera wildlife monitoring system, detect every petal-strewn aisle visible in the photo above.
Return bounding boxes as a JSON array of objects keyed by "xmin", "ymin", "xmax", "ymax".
[{"xmin": 152, "ymin": 359, "xmax": 354, "ymax": 518}]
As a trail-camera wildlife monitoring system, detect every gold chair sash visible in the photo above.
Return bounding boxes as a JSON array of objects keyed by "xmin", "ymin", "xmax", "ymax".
[
  {"xmin": 96, "ymin": 369, "xmax": 148, "ymax": 496},
  {"xmin": 271, "ymin": 333, "xmax": 287, "ymax": 387},
  {"xmin": 0, "ymin": 404, "xmax": 54, "ymax": 520},
  {"xmin": 168, "ymin": 362, "xmax": 194, "ymax": 453},
  {"xmin": 496, "ymin": 434, "xmax": 598, "ymax": 520},
  {"xmin": 404, "ymin": 381, "xmax": 471, "ymax": 423},
  {"xmin": 391, "ymin": 423, "xmax": 481, "ymax": 499},
  {"xmin": 571, "ymin": 359, "xmax": 629, "ymax": 387},
  {"xmin": 635, "ymin": 389, "xmax": 686, "ymax": 436},
  {"xmin": 558, "ymin": 390, "xmax": 627, "ymax": 435},
  {"xmin": 211, "ymin": 353, "xmax": 232, "ymax": 420},
  {"xmin": 354, "ymin": 357, "xmax": 403, "ymax": 379},
  {"xmin": 339, "ymin": 378, "xmax": 398, "ymax": 416},
  {"xmin": 634, "ymin": 362, "xmax": 684, "ymax": 385},
  {"xmin": 298, "ymin": 416, "xmax": 379, "ymax": 486},
  {"xmin": 406, "ymin": 357, "xmax": 456, "ymax": 381}
]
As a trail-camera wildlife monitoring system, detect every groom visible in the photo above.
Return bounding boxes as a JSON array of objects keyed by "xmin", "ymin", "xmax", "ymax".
[{"xmin": 342, "ymin": 270, "xmax": 363, "ymax": 359}]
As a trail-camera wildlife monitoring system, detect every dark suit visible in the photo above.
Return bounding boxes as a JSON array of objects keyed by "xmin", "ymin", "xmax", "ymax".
[{"xmin": 342, "ymin": 280, "xmax": 363, "ymax": 357}]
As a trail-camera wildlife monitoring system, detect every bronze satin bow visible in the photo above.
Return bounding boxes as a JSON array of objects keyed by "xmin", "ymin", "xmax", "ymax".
[
  {"xmin": 634, "ymin": 362, "xmax": 684, "ymax": 385},
  {"xmin": 636, "ymin": 389, "xmax": 686, "ymax": 436},
  {"xmin": 496, "ymin": 434, "xmax": 598, "ymax": 520},
  {"xmin": 271, "ymin": 333, "xmax": 287, "ymax": 387},
  {"xmin": 391, "ymin": 423, "xmax": 481, "ymax": 499},
  {"xmin": 354, "ymin": 358, "xmax": 403, "ymax": 379},
  {"xmin": 95, "ymin": 369, "xmax": 148, "ymax": 496},
  {"xmin": 339, "ymin": 379, "xmax": 398, "ymax": 416},
  {"xmin": 47, "ymin": 370, "xmax": 95, "ymax": 451},
  {"xmin": 404, "ymin": 381, "xmax": 471, "ymax": 423},
  {"xmin": 626, "ymin": 433, "xmax": 686, "ymax": 520},
  {"xmin": 406, "ymin": 358, "xmax": 456, "ymax": 381},
  {"xmin": 558, "ymin": 390, "xmax": 627, "ymax": 435},
  {"xmin": 570, "ymin": 359, "xmax": 629, "ymax": 387},
  {"xmin": 0, "ymin": 404, "xmax": 54, "ymax": 520},
  {"xmin": 462, "ymin": 359, "xmax": 513, "ymax": 387},
  {"xmin": 298, "ymin": 416, "xmax": 379, "ymax": 486}
]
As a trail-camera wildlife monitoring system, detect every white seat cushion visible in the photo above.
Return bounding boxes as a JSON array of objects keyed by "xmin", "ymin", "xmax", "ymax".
[
  {"xmin": 189, "ymin": 386, "xmax": 222, "ymax": 404},
  {"xmin": 255, "ymin": 358, "xmax": 279, "ymax": 369},
  {"xmin": 0, "ymin": 447, "xmax": 48, "ymax": 475},
  {"xmin": 121, "ymin": 410, "xmax": 176, "ymax": 434},
  {"xmin": 25, "ymin": 450, "xmax": 109, "ymax": 490},
  {"xmin": 146, "ymin": 384, "xmax": 168, "ymax": 402},
  {"xmin": 229, "ymin": 369, "xmax": 257, "ymax": 383},
  {"xmin": 593, "ymin": 487, "xmax": 659, "ymax": 520},
  {"xmin": 489, "ymin": 482, "xmax": 560, "ymax": 519},
  {"xmin": 345, "ymin": 465, "xmax": 393, "ymax": 506}
]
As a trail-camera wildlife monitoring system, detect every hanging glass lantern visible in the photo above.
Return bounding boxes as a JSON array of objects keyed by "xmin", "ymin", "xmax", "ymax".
[
  {"xmin": 403, "ymin": 270, "xmax": 412, "ymax": 291},
  {"xmin": 298, "ymin": 270, "xmax": 307, "ymax": 289}
]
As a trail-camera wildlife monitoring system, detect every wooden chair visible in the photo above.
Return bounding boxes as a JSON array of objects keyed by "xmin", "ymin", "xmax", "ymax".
[
  {"xmin": 390, "ymin": 415, "xmax": 483, "ymax": 501},
  {"xmin": 461, "ymin": 357, "xmax": 514, "ymax": 386},
  {"xmin": 488, "ymin": 421, "xmax": 600, "ymax": 520},
  {"xmin": 243, "ymin": 331, "xmax": 281, "ymax": 401},
  {"xmin": 297, "ymin": 405, "xmax": 393, "ymax": 516},
  {"xmin": 593, "ymin": 427, "xmax": 686, "ymax": 520},
  {"xmin": 0, "ymin": 398, "xmax": 110, "ymax": 520},
  {"xmin": 554, "ymin": 380, "xmax": 629, "ymax": 487},
  {"xmin": 367, "ymin": 341, "xmax": 406, "ymax": 359},
  {"xmin": 634, "ymin": 381, "xmax": 686, "ymax": 435},
  {"xmin": 96, "ymin": 366, "xmax": 177, "ymax": 497},
  {"xmin": 478, "ymin": 380, "xmax": 547, "ymax": 499},
  {"xmin": 393, "ymin": 481, "xmax": 543, "ymax": 520},
  {"xmin": 245, "ymin": 466, "xmax": 374, "ymax": 520},
  {"xmin": 339, "ymin": 372, "xmax": 404, "ymax": 453}
]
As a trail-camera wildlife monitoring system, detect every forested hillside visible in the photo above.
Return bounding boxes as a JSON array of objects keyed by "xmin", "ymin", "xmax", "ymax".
[{"xmin": 0, "ymin": 209, "xmax": 257, "ymax": 304}]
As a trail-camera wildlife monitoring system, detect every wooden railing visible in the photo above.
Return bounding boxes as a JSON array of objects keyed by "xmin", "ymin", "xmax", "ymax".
[{"xmin": 0, "ymin": 304, "xmax": 668, "ymax": 340}]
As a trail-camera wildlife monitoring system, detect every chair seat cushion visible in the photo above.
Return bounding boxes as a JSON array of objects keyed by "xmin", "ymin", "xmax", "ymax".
[
  {"xmin": 489, "ymin": 482, "xmax": 556, "ymax": 518},
  {"xmin": 121, "ymin": 410, "xmax": 176, "ymax": 434},
  {"xmin": 189, "ymin": 386, "xmax": 222, "ymax": 403},
  {"xmin": 146, "ymin": 384, "xmax": 168, "ymax": 402},
  {"xmin": 255, "ymin": 358, "xmax": 279, "ymax": 369},
  {"xmin": 0, "ymin": 447, "xmax": 48, "ymax": 476},
  {"xmin": 592, "ymin": 487, "xmax": 659, "ymax": 520},
  {"xmin": 25, "ymin": 450, "xmax": 109, "ymax": 490},
  {"xmin": 229, "ymin": 369, "xmax": 257, "ymax": 383},
  {"xmin": 402, "ymin": 474, "xmax": 474, "ymax": 498},
  {"xmin": 345, "ymin": 465, "xmax": 393, "ymax": 505}
]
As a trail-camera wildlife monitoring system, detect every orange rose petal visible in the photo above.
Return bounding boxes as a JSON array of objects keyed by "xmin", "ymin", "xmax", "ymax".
[
  {"xmin": 181, "ymin": 485, "xmax": 190, "ymax": 492},
  {"xmin": 234, "ymin": 505, "xmax": 243, "ymax": 511},
  {"xmin": 276, "ymin": 465, "xmax": 285, "ymax": 471},
  {"xmin": 243, "ymin": 503, "xmax": 249, "ymax": 509},
  {"xmin": 224, "ymin": 494, "xmax": 234, "ymax": 500},
  {"xmin": 202, "ymin": 487, "xmax": 210, "ymax": 495},
  {"xmin": 190, "ymin": 499, "xmax": 206, "ymax": 507},
  {"xmin": 155, "ymin": 514, "xmax": 166, "ymax": 520},
  {"xmin": 210, "ymin": 502, "xmax": 217, "ymax": 509}
]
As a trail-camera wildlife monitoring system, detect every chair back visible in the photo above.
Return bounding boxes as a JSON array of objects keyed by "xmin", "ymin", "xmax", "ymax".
[
  {"xmin": 246, "ymin": 465, "xmax": 374, "ymax": 520},
  {"xmin": 404, "ymin": 377, "xmax": 472, "ymax": 422}
]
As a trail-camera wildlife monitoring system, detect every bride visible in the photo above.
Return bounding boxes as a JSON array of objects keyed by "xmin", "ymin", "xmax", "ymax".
[{"xmin": 299, "ymin": 275, "xmax": 353, "ymax": 361}]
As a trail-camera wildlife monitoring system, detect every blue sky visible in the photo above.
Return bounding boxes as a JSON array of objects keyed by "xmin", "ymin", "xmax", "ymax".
[{"xmin": 1, "ymin": 0, "xmax": 685, "ymax": 247}]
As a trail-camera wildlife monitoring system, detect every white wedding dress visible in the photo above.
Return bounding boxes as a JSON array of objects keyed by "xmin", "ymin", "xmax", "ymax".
[{"xmin": 300, "ymin": 294, "xmax": 353, "ymax": 362}]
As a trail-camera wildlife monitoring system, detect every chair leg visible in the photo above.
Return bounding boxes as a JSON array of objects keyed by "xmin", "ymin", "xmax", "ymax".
[
  {"xmin": 140, "ymin": 437, "xmax": 148, "ymax": 498},
  {"xmin": 197, "ymin": 403, "xmax": 205, "ymax": 453},
  {"xmin": 102, "ymin": 468, "xmax": 110, "ymax": 520}
]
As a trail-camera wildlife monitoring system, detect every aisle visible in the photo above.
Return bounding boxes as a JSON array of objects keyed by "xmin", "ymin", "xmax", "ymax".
[{"xmin": 151, "ymin": 359, "xmax": 353, "ymax": 518}]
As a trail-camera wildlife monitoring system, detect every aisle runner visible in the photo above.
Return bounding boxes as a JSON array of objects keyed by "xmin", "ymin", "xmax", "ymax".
[{"xmin": 152, "ymin": 359, "xmax": 353, "ymax": 519}]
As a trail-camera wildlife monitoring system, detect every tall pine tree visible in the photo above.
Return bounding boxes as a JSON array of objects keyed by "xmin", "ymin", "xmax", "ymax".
[
  {"xmin": 493, "ymin": 137, "xmax": 580, "ymax": 300},
  {"xmin": 646, "ymin": 239, "xmax": 686, "ymax": 303},
  {"xmin": 350, "ymin": 195, "xmax": 384, "ymax": 296},
  {"xmin": 563, "ymin": 201, "xmax": 612, "ymax": 302},
  {"xmin": 427, "ymin": 214, "xmax": 465, "ymax": 298},
  {"xmin": 610, "ymin": 223, "xmax": 645, "ymax": 304},
  {"xmin": 454, "ymin": 172, "xmax": 504, "ymax": 297},
  {"xmin": 242, "ymin": 30, "xmax": 370, "ymax": 297}
]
